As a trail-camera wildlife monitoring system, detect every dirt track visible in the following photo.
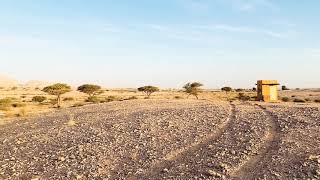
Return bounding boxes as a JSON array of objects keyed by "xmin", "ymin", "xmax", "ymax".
[{"xmin": 0, "ymin": 100, "xmax": 319, "ymax": 179}]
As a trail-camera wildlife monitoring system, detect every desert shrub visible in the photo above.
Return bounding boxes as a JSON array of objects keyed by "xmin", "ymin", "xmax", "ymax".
[
  {"xmin": 305, "ymin": 98, "xmax": 311, "ymax": 102},
  {"xmin": 12, "ymin": 102, "xmax": 26, "ymax": 108},
  {"xmin": 251, "ymin": 96, "xmax": 257, "ymax": 100},
  {"xmin": 32, "ymin": 96, "xmax": 47, "ymax": 103},
  {"xmin": 183, "ymin": 82, "xmax": 203, "ymax": 99},
  {"xmin": 235, "ymin": 89, "xmax": 244, "ymax": 92},
  {"xmin": 238, "ymin": 93, "xmax": 250, "ymax": 101},
  {"xmin": 221, "ymin": 87, "xmax": 233, "ymax": 93},
  {"xmin": 174, "ymin": 96, "xmax": 183, "ymax": 99},
  {"xmin": 20, "ymin": 95, "xmax": 27, "ymax": 99},
  {"xmin": 291, "ymin": 95, "xmax": 296, "ymax": 98},
  {"xmin": 125, "ymin": 96, "xmax": 138, "ymax": 100},
  {"xmin": 77, "ymin": 84, "xmax": 103, "ymax": 97},
  {"xmin": 63, "ymin": 97, "xmax": 74, "ymax": 101},
  {"xmin": 314, "ymin": 99, "xmax": 320, "ymax": 103},
  {"xmin": 105, "ymin": 96, "xmax": 121, "ymax": 102},
  {"xmin": 87, "ymin": 96, "xmax": 101, "ymax": 103},
  {"xmin": 42, "ymin": 83, "xmax": 71, "ymax": 108},
  {"xmin": 11, "ymin": 87, "xmax": 18, "ymax": 90},
  {"xmin": 293, "ymin": 98, "xmax": 306, "ymax": 103},
  {"xmin": 73, "ymin": 102, "xmax": 85, "ymax": 107},
  {"xmin": 49, "ymin": 99, "xmax": 58, "ymax": 105},
  {"xmin": 281, "ymin": 97, "xmax": 291, "ymax": 102},
  {"xmin": 282, "ymin": 85, "xmax": 290, "ymax": 90},
  {"xmin": 0, "ymin": 98, "xmax": 12, "ymax": 110},
  {"xmin": 138, "ymin": 86, "xmax": 160, "ymax": 98},
  {"xmin": 35, "ymin": 87, "xmax": 40, "ymax": 90}
]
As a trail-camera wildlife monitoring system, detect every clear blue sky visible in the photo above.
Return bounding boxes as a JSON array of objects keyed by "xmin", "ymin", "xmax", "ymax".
[{"xmin": 0, "ymin": 0, "xmax": 319, "ymax": 88}]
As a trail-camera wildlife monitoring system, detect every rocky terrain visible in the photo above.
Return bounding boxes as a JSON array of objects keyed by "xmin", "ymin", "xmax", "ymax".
[{"xmin": 0, "ymin": 99, "xmax": 319, "ymax": 179}]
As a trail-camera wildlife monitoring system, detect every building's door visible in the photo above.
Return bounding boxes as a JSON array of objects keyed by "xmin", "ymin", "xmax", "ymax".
[{"xmin": 269, "ymin": 86, "xmax": 278, "ymax": 101}]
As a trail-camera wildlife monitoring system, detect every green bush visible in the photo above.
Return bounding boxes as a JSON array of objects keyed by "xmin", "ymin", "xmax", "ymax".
[
  {"xmin": 32, "ymin": 96, "xmax": 47, "ymax": 103},
  {"xmin": 281, "ymin": 97, "xmax": 290, "ymax": 102},
  {"xmin": 293, "ymin": 98, "xmax": 306, "ymax": 103}
]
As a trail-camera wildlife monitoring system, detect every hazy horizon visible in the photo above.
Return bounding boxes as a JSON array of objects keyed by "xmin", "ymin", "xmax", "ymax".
[{"xmin": 1, "ymin": 1, "xmax": 319, "ymax": 88}]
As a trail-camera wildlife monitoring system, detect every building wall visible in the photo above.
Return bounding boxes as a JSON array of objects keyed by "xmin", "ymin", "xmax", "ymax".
[{"xmin": 257, "ymin": 80, "xmax": 279, "ymax": 102}]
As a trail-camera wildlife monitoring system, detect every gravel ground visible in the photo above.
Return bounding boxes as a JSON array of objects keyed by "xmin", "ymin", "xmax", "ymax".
[{"xmin": 0, "ymin": 99, "xmax": 319, "ymax": 179}]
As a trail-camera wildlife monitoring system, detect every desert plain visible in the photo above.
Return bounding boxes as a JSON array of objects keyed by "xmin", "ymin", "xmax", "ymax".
[{"xmin": 0, "ymin": 80, "xmax": 320, "ymax": 179}]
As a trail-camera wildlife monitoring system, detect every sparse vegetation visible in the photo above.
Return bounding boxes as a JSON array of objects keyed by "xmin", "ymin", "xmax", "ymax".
[
  {"xmin": 221, "ymin": 87, "xmax": 233, "ymax": 94},
  {"xmin": 238, "ymin": 93, "xmax": 251, "ymax": 101},
  {"xmin": 32, "ymin": 96, "xmax": 47, "ymax": 103},
  {"xmin": 63, "ymin": 97, "xmax": 74, "ymax": 101},
  {"xmin": 293, "ymin": 98, "xmax": 306, "ymax": 103},
  {"xmin": 282, "ymin": 85, "xmax": 290, "ymax": 90},
  {"xmin": 183, "ymin": 82, "xmax": 203, "ymax": 99},
  {"xmin": 138, "ymin": 86, "xmax": 160, "ymax": 98},
  {"xmin": 125, "ymin": 96, "xmax": 138, "ymax": 100},
  {"xmin": 105, "ymin": 96, "xmax": 121, "ymax": 102},
  {"xmin": 11, "ymin": 102, "xmax": 26, "ymax": 108},
  {"xmin": 304, "ymin": 98, "xmax": 311, "ymax": 102},
  {"xmin": 72, "ymin": 102, "xmax": 85, "ymax": 107},
  {"xmin": 281, "ymin": 97, "xmax": 291, "ymax": 102},
  {"xmin": 86, "ymin": 96, "xmax": 102, "ymax": 103},
  {"xmin": 315, "ymin": 99, "xmax": 320, "ymax": 103},
  {"xmin": 174, "ymin": 96, "xmax": 183, "ymax": 99},
  {"xmin": 42, "ymin": 83, "xmax": 71, "ymax": 108},
  {"xmin": 235, "ymin": 88, "xmax": 244, "ymax": 92},
  {"xmin": 0, "ymin": 98, "xmax": 12, "ymax": 111},
  {"xmin": 77, "ymin": 84, "xmax": 103, "ymax": 97}
]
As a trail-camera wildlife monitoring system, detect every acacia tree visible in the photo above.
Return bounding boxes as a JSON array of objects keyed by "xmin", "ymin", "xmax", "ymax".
[
  {"xmin": 221, "ymin": 87, "xmax": 232, "ymax": 94},
  {"xmin": 138, "ymin": 86, "xmax": 160, "ymax": 98},
  {"xmin": 77, "ymin": 84, "xmax": 103, "ymax": 97},
  {"xmin": 42, "ymin": 83, "xmax": 71, "ymax": 108},
  {"xmin": 183, "ymin": 82, "xmax": 203, "ymax": 99},
  {"xmin": 221, "ymin": 86, "xmax": 233, "ymax": 101}
]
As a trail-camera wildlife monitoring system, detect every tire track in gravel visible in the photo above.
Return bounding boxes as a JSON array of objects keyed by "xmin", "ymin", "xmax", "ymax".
[
  {"xmin": 127, "ymin": 102, "xmax": 236, "ymax": 180},
  {"xmin": 230, "ymin": 104, "xmax": 281, "ymax": 179}
]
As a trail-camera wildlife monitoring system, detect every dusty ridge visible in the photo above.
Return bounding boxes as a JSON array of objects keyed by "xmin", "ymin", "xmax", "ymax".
[
  {"xmin": 231, "ymin": 104, "xmax": 281, "ymax": 179},
  {"xmin": 127, "ymin": 103, "xmax": 236, "ymax": 179}
]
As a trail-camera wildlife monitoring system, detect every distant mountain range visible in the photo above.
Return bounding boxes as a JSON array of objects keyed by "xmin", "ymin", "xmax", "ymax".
[
  {"xmin": 0, "ymin": 74, "xmax": 51, "ymax": 88},
  {"xmin": 0, "ymin": 74, "xmax": 19, "ymax": 87}
]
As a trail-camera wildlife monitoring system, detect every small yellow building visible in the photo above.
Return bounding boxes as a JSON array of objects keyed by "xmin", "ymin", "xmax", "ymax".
[{"xmin": 257, "ymin": 80, "xmax": 280, "ymax": 102}]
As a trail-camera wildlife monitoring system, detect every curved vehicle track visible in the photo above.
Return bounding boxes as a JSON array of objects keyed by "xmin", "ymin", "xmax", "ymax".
[
  {"xmin": 127, "ymin": 103, "xmax": 236, "ymax": 180},
  {"xmin": 230, "ymin": 104, "xmax": 281, "ymax": 179}
]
